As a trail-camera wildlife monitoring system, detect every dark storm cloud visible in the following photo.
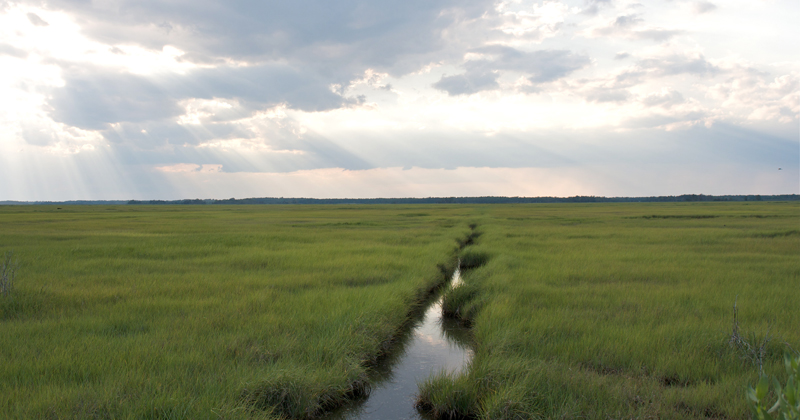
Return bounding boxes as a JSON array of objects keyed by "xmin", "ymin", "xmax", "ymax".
[{"xmin": 434, "ymin": 46, "xmax": 591, "ymax": 95}]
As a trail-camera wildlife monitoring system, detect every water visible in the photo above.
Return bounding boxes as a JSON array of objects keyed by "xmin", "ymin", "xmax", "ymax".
[{"xmin": 325, "ymin": 267, "xmax": 472, "ymax": 420}]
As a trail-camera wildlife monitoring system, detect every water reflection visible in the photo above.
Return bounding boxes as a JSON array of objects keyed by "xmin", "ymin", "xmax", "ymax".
[{"xmin": 325, "ymin": 268, "xmax": 472, "ymax": 420}]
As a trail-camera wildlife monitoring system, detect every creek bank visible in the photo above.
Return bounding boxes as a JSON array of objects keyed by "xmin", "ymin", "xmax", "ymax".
[
  {"xmin": 415, "ymin": 226, "xmax": 489, "ymax": 419},
  {"xmin": 247, "ymin": 228, "xmax": 480, "ymax": 419},
  {"xmin": 323, "ymin": 267, "xmax": 473, "ymax": 420},
  {"xmin": 320, "ymin": 228, "xmax": 482, "ymax": 419}
]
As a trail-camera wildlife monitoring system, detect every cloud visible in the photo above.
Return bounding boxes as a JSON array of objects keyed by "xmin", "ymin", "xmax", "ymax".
[
  {"xmin": 433, "ymin": 70, "xmax": 500, "ymax": 96},
  {"xmin": 580, "ymin": 0, "xmax": 613, "ymax": 16},
  {"xmin": 156, "ymin": 163, "xmax": 222, "ymax": 173},
  {"xmin": 0, "ymin": 43, "xmax": 28, "ymax": 58},
  {"xmin": 26, "ymin": 12, "xmax": 48, "ymax": 26},
  {"xmin": 641, "ymin": 89, "xmax": 684, "ymax": 108},
  {"xmin": 584, "ymin": 13, "xmax": 683, "ymax": 41},
  {"xmin": 566, "ymin": 52, "xmax": 710, "ymax": 104},
  {"xmin": 632, "ymin": 29, "xmax": 683, "ymax": 41},
  {"xmin": 433, "ymin": 46, "xmax": 590, "ymax": 95},
  {"xmin": 624, "ymin": 111, "xmax": 706, "ymax": 130},
  {"xmin": 638, "ymin": 53, "xmax": 718, "ymax": 76},
  {"xmin": 17, "ymin": 119, "xmax": 103, "ymax": 153},
  {"xmin": 482, "ymin": 47, "xmax": 591, "ymax": 83},
  {"xmin": 48, "ymin": 69, "xmax": 184, "ymax": 130},
  {"xmin": 3, "ymin": 0, "xmax": 798, "ymax": 201},
  {"xmin": 44, "ymin": 60, "xmax": 365, "ymax": 142},
  {"xmin": 704, "ymin": 71, "xmax": 799, "ymax": 124},
  {"xmin": 693, "ymin": 1, "xmax": 717, "ymax": 14},
  {"xmin": 23, "ymin": 0, "xmax": 508, "ymax": 141},
  {"xmin": 8, "ymin": 122, "xmax": 796, "ymax": 201},
  {"xmin": 598, "ymin": 51, "xmax": 719, "ymax": 92},
  {"xmin": 35, "ymin": 0, "xmax": 493, "ymax": 74},
  {"xmin": 585, "ymin": 87, "xmax": 631, "ymax": 103},
  {"xmin": 491, "ymin": 1, "xmax": 574, "ymax": 42}
]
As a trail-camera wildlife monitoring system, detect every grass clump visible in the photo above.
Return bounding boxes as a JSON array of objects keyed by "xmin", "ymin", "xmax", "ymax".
[
  {"xmin": 441, "ymin": 282, "xmax": 481, "ymax": 326},
  {"xmin": 241, "ymin": 368, "xmax": 370, "ymax": 419},
  {"xmin": 416, "ymin": 369, "xmax": 479, "ymax": 419},
  {"xmin": 1, "ymin": 250, "xmax": 16, "ymax": 297},
  {"xmin": 458, "ymin": 249, "xmax": 490, "ymax": 270},
  {"xmin": 729, "ymin": 297, "xmax": 779, "ymax": 374}
]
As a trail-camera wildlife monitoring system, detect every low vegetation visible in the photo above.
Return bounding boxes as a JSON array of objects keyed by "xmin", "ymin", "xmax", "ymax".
[
  {"xmin": 420, "ymin": 202, "xmax": 799, "ymax": 419},
  {"xmin": 0, "ymin": 205, "xmax": 469, "ymax": 419},
  {"xmin": 1, "ymin": 202, "xmax": 796, "ymax": 419}
]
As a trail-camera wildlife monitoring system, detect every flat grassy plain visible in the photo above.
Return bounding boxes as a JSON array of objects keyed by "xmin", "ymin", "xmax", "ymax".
[
  {"xmin": 422, "ymin": 202, "xmax": 799, "ymax": 419},
  {"xmin": 0, "ymin": 205, "xmax": 470, "ymax": 419},
  {"xmin": 0, "ymin": 202, "xmax": 797, "ymax": 419}
]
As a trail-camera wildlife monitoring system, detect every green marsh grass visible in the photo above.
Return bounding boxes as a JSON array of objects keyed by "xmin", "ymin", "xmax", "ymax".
[
  {"xmin": 420, "ymin": 202, "xmax": 800, "ymax": 419},
  {"xmin": 2, "ymin": 202, "xmax": 797, "ymax": 419},
  {"xmin": 0, "ymin": 205, "xmax": 471, "ymax": 419}
]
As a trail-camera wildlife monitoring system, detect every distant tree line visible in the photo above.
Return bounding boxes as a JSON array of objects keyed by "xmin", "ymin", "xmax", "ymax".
[
  {"xmin": 2, "ymin": 194, "xmax": 797, "ymax": 206},
  {"xmin": 122, "ymin": 194, "xmax": 798, "ymax": 205}
]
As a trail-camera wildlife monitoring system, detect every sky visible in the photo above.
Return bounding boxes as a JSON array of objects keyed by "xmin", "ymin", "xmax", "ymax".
[{"xmin": 0, "ymin": 0, "xmax": 797, "ymax": 200}]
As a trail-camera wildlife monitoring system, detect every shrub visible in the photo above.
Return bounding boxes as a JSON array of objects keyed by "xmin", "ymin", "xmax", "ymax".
[{"xmin": 747, "ymin": 352, "xmax": 800, "ymax": 420}]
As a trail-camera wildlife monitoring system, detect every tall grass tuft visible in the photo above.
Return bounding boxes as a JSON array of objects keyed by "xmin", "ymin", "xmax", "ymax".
[
  {"xmin": 0, "ymin": 250, "xmax": 16, "ymax": 297},
  {"xmin": 730, "ymin": 297, "xmax": 773, "ymax": 374},
  {"xmin": 458, "ymin": 249, "xmax": 489, "ymax": 270},
  {"xmin": 416, "ymin": 370, "xmax": 478, "ymax": 419}
]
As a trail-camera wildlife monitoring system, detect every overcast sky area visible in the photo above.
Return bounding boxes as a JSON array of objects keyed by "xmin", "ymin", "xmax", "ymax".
[{"xmin": 0, "ymin": 0, "xmax": 797, "ymax": 200}]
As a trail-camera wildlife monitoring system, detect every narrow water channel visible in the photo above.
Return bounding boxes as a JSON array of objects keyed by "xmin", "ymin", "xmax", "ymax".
[{"xmin": 325, "ymin": 266, "xmax": 472, "ymax": 420}]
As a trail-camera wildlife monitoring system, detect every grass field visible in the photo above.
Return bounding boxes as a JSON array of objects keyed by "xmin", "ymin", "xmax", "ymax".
[
  {"xmin": 420, "ymin": 202, "xmax": 800, "ymax": 419},
  {"xmin": 0, "ymin": 205, "xmax": 471, "ymax": 419},
  {"xmin": 0, "ymin": 202, "xmax": 797, "ymax": 419}
]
